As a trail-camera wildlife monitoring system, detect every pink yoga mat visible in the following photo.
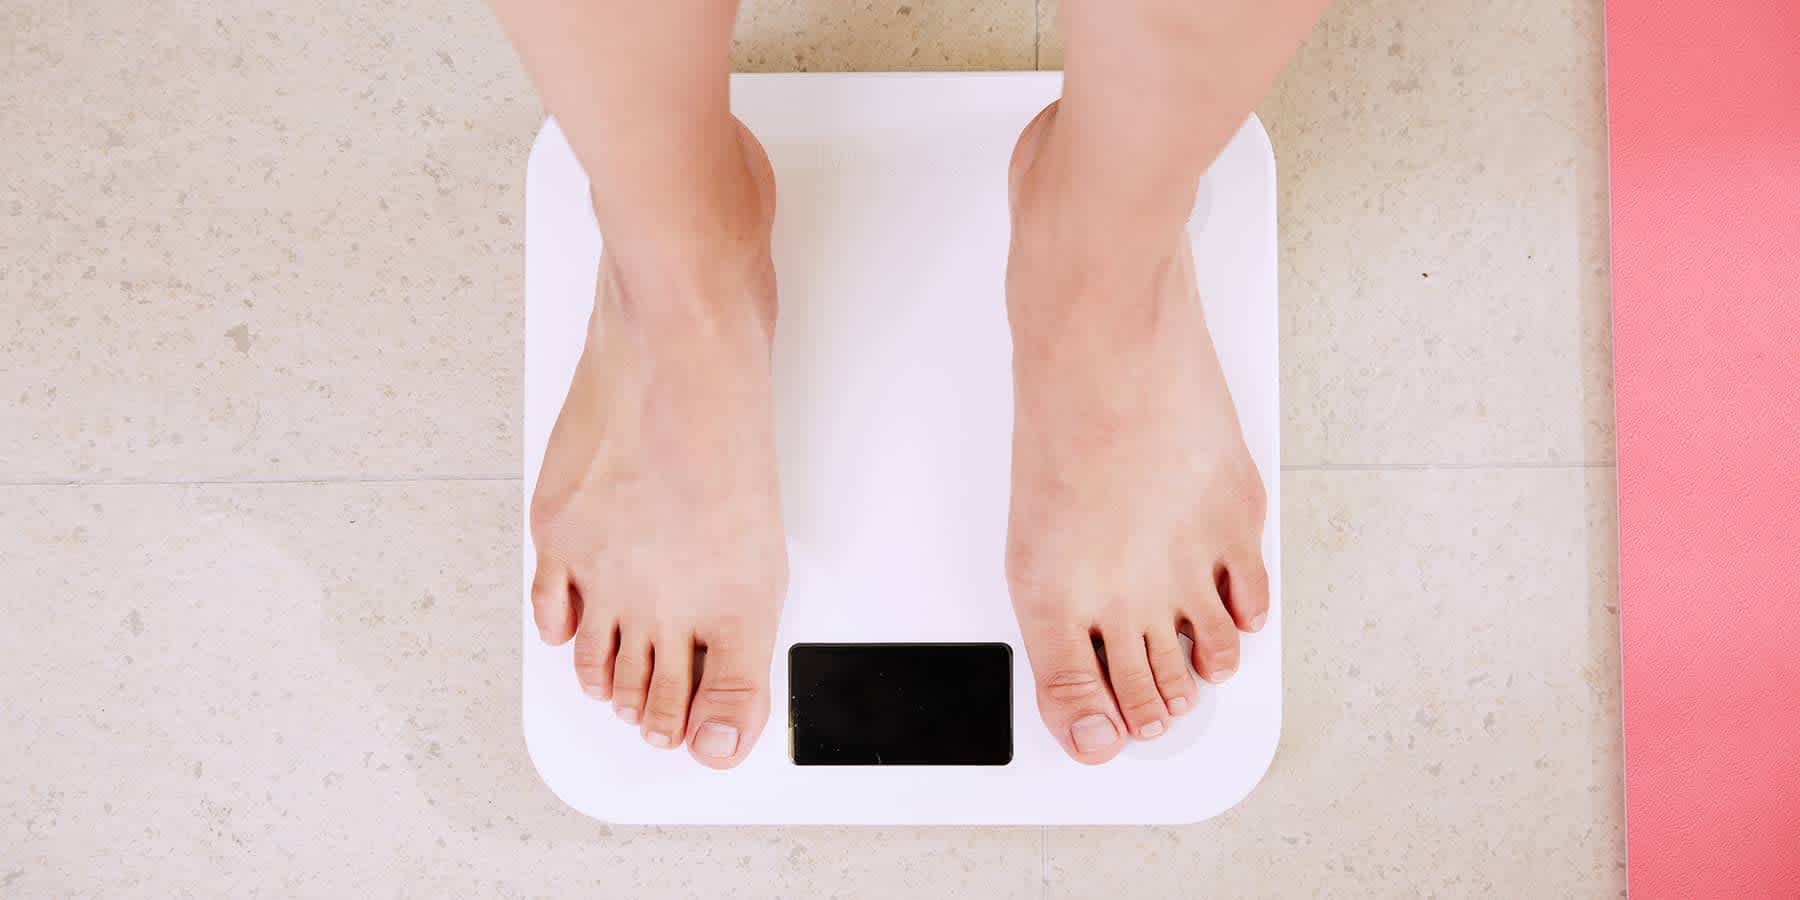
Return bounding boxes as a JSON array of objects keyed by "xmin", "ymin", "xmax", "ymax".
[{"xmin": 1608, "ymin": 1, "xmax": 1800, "ymax": 895}]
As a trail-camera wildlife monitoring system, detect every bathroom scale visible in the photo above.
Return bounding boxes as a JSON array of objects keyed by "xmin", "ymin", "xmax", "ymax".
[{"xmin": 521, "ymin": 72, "xmax": 1281, "ymax": 825}]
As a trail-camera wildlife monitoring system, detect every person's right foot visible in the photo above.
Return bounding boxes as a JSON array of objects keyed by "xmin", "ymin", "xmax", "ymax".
[{"xmin": 528, "ymin": 121, "xmax": 788, "ymax": 770}]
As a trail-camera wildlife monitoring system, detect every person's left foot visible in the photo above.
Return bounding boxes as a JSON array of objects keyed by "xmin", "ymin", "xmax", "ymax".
[{"xmin": 1003, "ymin": 103, "xmax": 1271, "ymax": 765}]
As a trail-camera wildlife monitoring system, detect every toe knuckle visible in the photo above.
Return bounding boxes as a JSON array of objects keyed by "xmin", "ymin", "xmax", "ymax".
[
  {"xmin": 528, "ymin": 527, "xmax": 575, "ymax": 564},
  {"xmin": 572, "ymin": 645, "xmax": 611, "ymax": 672},
  {"xmin": 1235, "ymin": 563, "xmax": 1271, "ymax": 596},
  {"xmin": 1194, "ymin": 633, "xmax": 1239, "ymax": 660},
  {"xmin": 697, "ymin": 676, "xmax": 762, "ymax": 708},
  {"xmin": 1237, "ymin": 583, "xmax": 1270, "ymax": 608},
  {"xmin": 1040, "ymin": 669, "xmax": 1107, "ymax": 703},
  {"xmin": 1115, "ymin": 666, "xmax": 1158, "ymax": 694},
  {"xmin": 1122, "ymin": 693, "xmax": 1165, "ymax": 716},
  {"xmin": 1201, "ymin": 643, "xmax": 1240, "ymax": 665},
  {"xmin": 645, "ymin": 706, "xmax": 685, "ymax": 729}
]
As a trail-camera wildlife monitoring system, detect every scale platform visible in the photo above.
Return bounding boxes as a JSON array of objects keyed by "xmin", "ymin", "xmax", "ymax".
[{"xmin": 522, "ymin": 72, "xmax": 1281, "ymax": 825}]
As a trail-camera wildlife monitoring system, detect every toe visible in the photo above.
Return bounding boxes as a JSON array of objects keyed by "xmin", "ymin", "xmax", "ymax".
[
  {"xmin": 570, "ymin": 615, "xmax": 618, "ymax": 701},
  {"xmin": 1184, "ymin": 585, "xmax": 1242, "ymax": 684},
  {"xmin": 639, "ymin": 631, "xmax": 695, "ymax": 750},
  {"xmin": 1146, "ymin": 625, "xmax": 1197, "ymax": 717},
  {"xmin": 1020, "ymin": 624, "xmax": 1126, "ymax": 764},
  {"xmin": 1222, "ymin": 553, "xmax": 1271, "ymax": 633},
  {"xmin": 1100, "ymin": 626, "xmax": 1169, "ymax": 739},
  {"xmin": 609, "ymin": 626, "xmax": 653, "ymax": 724},
  {"xmin": 530, "ymin": 558, "xmax": 579, "ymax": 645},
  {"xmin": 683, "ymin": 637, "xmax": 772, "ymax": 770}
]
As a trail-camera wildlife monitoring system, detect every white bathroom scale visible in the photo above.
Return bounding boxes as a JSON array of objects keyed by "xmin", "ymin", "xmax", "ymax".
[{"xmin": 522, "ymin": 72, "xmax": 1280, "ymax": 825}]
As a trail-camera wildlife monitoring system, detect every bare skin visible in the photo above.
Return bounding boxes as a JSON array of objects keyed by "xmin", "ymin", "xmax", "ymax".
[
  {"xmin": 495, "ymin": 0, "xmax": 791, "ymax": 768},
  {"xmin": 1005, "ymin": 103, "xmax": 1268, "ymax": 762},
  {"xmin": 995, "ymin": 0, "xmax": 1329, "ymax": 763},
  {"xmin": 495, "ymin": 0, "xmax": 1329, "ymax": 768},
  {"xmin": 528, "ymin": 120, "xmax": 786, "ymax": 769}
]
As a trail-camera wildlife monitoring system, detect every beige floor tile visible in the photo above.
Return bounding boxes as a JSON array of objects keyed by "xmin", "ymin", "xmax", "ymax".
[
  {"xmin": 0, "ymin": 482, "xmax": 1042, "ymax": 897},
  {"xmin": 1271, "ymin": 0, "xmax": 1613, "ymax": 466},
  {"xmin": 1045, "ymin": 467, "xmax": 1625, "ymax": 896},
  {"xmin": 1040, "ymin": 0, "xmax": 1614, "ymax": 466},
  {"xmin": 736, "ymin": 0, "xmax": 1035, "ymax": 71},
  {"xmin": 3, "ymin": 1, "xmax": 537, "ymax": 482},
  {"xmin": 3, "ymin": 0, "xmax": 1035, "ymax": 484}
]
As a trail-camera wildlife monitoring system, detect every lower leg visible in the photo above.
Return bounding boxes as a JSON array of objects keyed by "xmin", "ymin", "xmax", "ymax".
[
  {"xmin": 493, "ymin": 0, "xmax": 757, "ymax": 265},
  {"xmin": 1031, "ymin": 0, "xmax": 1331, "ymax": 234},
  {"xmin": 1005, "ymin": 0, "xmax": 1325, "ymax": 764}
]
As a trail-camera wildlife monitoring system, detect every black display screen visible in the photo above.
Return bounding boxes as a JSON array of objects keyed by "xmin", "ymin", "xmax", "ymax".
[{"xmin": 788, "ymin": 643, "xmax": 1013, "ymax": 766}]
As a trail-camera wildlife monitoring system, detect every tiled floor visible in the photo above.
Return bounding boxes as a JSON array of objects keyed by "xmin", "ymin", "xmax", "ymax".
[{"xmin": 1, "ymin": 0, "xmax": 1621, "ymax": 895}]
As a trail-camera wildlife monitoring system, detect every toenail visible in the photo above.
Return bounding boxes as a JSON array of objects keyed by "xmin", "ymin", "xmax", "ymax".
[
  {"xmin": 1168, "ymin": 697, "xmax": 1191, "ymax": 715},
  {"xmin": 617, "ymin": 706, "xmax": 640, "ymax": 724},
  {"xmin": 646, "ymin": 731, "xmax": 673, "ymax": 748},
  {"xmin": 1071, "ymin": 715, "xmax": 1119, "ymax": 753},
  {"xmin": 1205, "ymin": 667, "xmax": 1236, "ymax": 684},
  {"xmin": 694, "ymin": 722, "xmax": 739, "ymax": 759},
  {"xmin": 1248, "ymin": 613, "xmax": 1267, "ymax": 632},
  {"xmin": 1141, "ymin": 721, "xmax": 1165, "ymax": 739},
  {"xmin": 582, "ymin": 683, "xmax": 608, "ymax": 700}
]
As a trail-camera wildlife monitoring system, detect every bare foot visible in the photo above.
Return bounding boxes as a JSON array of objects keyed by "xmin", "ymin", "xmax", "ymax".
[
  {"xmin": 529, "ymin": 122, "xmax": 787, "ymax": 770},
  {"xmin": 1004, "ymin": 103, "xmax": 1270, "ymax": 765}
]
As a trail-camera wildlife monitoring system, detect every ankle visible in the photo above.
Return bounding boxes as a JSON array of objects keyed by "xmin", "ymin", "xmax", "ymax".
[
  {"xmin": 592, "ymin": 185, "xmax": 772, "ymax": 271},
  {"xmin": 1007, "ymin": 218, "xmax": 1186, "ymax": 352},
  {"xmin": 1009, "ymin": 98, "xmax": 1207, "ymax": 255},
  {"xmin": 588, "ymin": 117, "xmax": 776, "ymax": 269},
  {"xmin": 597, "ymin": 247, "xmax": 778, "ymax": 346}
]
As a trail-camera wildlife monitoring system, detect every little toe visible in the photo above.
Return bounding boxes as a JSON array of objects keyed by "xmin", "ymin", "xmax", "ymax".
[
  {"xmin": 1222, "ymin": 554, "xmax": 1271, "ymax": 633},
  {"xmin": 570, "ymin": 616, "xmax": 618, "ymax": 701},
  {"xmin": 1146, "ymin": 625, "xmax": 1197, "ymax": 717},
  {"xmin": 1184, "ymin": 591, "xmax": 1242, "ymax": 684},
  {"xmin": 684, "ymin": 638, "xmax": 772, "ymax": 770},
  {"xmin": 639, "ymin": 631, "xmax": 695, "ymax": 750},
  {"xmin": 1020, "ymin": 625, "xmax": 1126, "ymax": 764},
  {"xmin": 530, "ymin": 558, "xmax": 579, "ymax": 645},
  {"xmin": 1100, "ymin": 626, "xmax": 1170, "ymax": 739},
  {"xmin": 609, "ymin": 626, "xmax": 653, "ymax": 725}
]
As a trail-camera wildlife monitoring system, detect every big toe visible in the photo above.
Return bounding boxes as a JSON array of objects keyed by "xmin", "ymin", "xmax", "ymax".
[
  {"xmin": 1020, "ymin": 624, "xmax": 1127, "ymax": 765},
  {"xmin": 683, "ymin": 638, "xmax": 772, "ymax": 770}
]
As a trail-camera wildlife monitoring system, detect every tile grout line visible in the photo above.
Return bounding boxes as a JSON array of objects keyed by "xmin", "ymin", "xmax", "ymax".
[
  {"xmin": 0, "ymin": 461, "xmax": 1619, "ymax": 488},
  {"xmin": 1032, "ymin": 0, "xmax": 1040, "ymax": 70},
  {"xmin": 1284, "ymin": 461, "xmax": 1618, "ymax": 472},
  {"xmin": 0, "ymin": 474, "xmax": 520, "ymax": 487},
  {"xmin": 1040, "ymin": 825, "xmax": 1050, "ymax": 899}
]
